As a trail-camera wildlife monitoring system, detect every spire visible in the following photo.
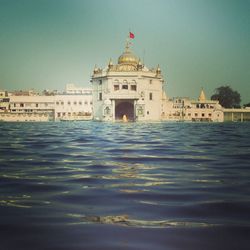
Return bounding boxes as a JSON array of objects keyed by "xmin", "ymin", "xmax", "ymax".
[
  {"xmin": 198, "ymin": 88, "xmax": 206, "ymax": 102},
  {"xmin": 93, "ymin": 64, "xmax": 98, "ymax": 73},
  {"xmin": 156, "ymin": 64, "xmax": 161, "ymax": 75},
  {"xmin": 108, "ymin": 58, "xmax": 113, "ymax": 66},
  {"xmin": 108, "ymin": 58, "xmax": 113, "ymax": 71}
]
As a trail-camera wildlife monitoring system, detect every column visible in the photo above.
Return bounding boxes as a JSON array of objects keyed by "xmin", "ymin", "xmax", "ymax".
[{"xmin": 111, "ymin": 99, "xmax": 115, "ymax": 121}]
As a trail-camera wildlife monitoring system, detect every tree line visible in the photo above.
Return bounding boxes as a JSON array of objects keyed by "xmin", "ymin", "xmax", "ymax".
[{"xmin": 211, "ymin": 86, "xmax": 249, "ymax": 108}]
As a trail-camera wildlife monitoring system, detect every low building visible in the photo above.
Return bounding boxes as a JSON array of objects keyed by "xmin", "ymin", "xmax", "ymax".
[
  {"xmin": 7, "ymin": 95, "xmax": 54, "ymax": 122},
  {"xmin": 65, "ymin": 83, "xmax": 92, "ymax": 95},
  {"xmin": 54, "ymin": 94, "xmax": 92, "ymax": 121},
  {"xmin": 223, "ymin": 108, "xmax": 250, "ymax": 122},
  {"xmin": 162, "ymin": 89, "xmax": 224, "ymax": 122},
  {"xmin": 0, "ymin": 87, "xmax": 93, "ymax": 122}
]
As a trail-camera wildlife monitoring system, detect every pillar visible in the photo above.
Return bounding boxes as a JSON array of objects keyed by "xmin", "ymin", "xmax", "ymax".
[{"xmin": 111, "ymin": 99, "xmax": 115, "ymax": 121}]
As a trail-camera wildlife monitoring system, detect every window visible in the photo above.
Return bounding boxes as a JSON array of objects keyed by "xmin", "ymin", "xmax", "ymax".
[
  {"xmin": 56, "ymin": 102, "xmax": 59, "ymax": 105},
  {"xmin": 79, "ymin": 101, "xmax": 82, "ymax": 105},
  {"xmin": 36, "ymin": 104, "xmax": 39, "ymax": 107},
  {"xmin": 195, "ymin": 113, "xmax": 198, "ymax": 117},
  {"xmin": 57, "ymin": 113, "xmax": 61, "ymax": 117},
  {"xmin": 202, "ymin": 113, "xmax": 205, "ymax": 117},
  {"xmin": 20, "ymin": 103, "xmax": 24, "ymax": 107},
  {"xmin": 84, "ymin": 101, "xmax": 88, "ymax": 105},
  {"xmin": 149, "ymin": 92, "xmax": 153, "ymax": 100},
  {"xmin": 147, "ymin": 111, "xmax": 149, "ymax": 115},
  {"xmin": 114, "ymin": 85, "xmax": 119, "ymax": 91},
  {"xmin": 61, "ymin": 102, "xmax": 64, "ymax": 105},
  {"xmin": 68, "ymin": 101, "xmax": 71, "ymax": 105},
  {"xmin": 74, "ymin": 101, "xmax": 77, "ymax": 105},
  {"xmin": 99, "ymin": 80, "xmax": 102, "ymax": 85},
  {"xmin": 122, "ymin": 85, "xmax": 128, "ymax": 90},
  {"xmin": 99, "ymin": 93, "xmax": 102, "ymax": 101},
  {"xmin": 149, "ymin": 79, "xmax": 152, "ymax": 84},
  {"xmin": 131, "ymin": 85, "xmax": 136, "ymax": 91},
  {"xmin": 208, "ymin": 113, "xmax": 212, "ymax": 117}
]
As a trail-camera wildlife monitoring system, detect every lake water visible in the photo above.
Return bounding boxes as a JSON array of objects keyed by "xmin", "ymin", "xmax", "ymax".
[{"xmin": 0, "ymin": 122, "xmax": 250, "ymax": 250}]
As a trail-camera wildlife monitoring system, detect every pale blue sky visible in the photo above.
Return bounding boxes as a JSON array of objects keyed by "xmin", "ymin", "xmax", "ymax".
[{"xmin": 0, "ymin": 0, "xmax": 249, "ymax": 103}]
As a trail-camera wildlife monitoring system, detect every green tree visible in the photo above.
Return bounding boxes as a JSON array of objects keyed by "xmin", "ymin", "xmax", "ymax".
[
  {"xmin": 211, "ymin": 86, "xmax": 241, "ymax": 108},
  {"xmin": 243, "ymin": 103, "xmax": 250, "ymax": 108}
]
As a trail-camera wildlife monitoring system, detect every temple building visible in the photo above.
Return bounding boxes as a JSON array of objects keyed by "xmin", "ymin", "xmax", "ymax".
[
  {"xmin": 91, "ymin": 41, "xmax": 165, "ymax": 121},
  {"xmin": 163, "ymin": 89, "xmax": 224, "ymax": 122}
]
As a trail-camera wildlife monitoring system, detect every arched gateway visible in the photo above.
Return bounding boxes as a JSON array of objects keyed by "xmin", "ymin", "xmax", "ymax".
[{"xmin": 115, "ymin": 100, "xmax": 134, "ymax": 121}]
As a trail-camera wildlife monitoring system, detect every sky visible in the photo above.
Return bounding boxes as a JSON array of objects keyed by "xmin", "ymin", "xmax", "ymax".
[{"xmin": 0, "ymin": 0, "xmax": 249, "ymax": 103}]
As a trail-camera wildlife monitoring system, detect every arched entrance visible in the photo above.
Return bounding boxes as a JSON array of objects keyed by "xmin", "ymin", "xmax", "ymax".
[{"xmin": 115, "ymin": 101, "xmax": 134, "ymax": 121}]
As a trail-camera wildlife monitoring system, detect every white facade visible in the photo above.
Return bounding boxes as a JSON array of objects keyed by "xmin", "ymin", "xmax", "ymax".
[
  {"xmin": 65, "ymin": 83, "xmax": 92, "ymax": 95},
  {"xmin": 54, "ymin": 94, "xmax": 92, "ymax": 121},
  {"xmin": 0, "ymin": 88, "xmax": 93, "ymax": 122},
  {"xmin": 162, "ymin": 89, "xmax": 224, "ymax": 122},
  {"xmin": 91, "ymin": 42, "xmax": 165, "ymax": 121},
  {"xmin": 7, "ymin": 95, "xmax": 55, "ymax": 121}
]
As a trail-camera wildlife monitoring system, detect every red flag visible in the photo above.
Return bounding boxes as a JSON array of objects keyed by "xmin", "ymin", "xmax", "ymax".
[{"xmin": 129, "ymin": 32, "xmax": 135, "ymax": 39}]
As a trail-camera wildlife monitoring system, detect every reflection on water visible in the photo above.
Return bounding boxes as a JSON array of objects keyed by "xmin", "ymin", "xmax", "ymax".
[
  {"xmin": 0, "ymin": 122, "xmax": 250, "ymax": 250},
  {"xmin": 68, "ymin": 214, "xmax": 218, "ymax": 228}
]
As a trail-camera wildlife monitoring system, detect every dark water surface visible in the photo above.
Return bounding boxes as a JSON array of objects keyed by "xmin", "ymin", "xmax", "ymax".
[{"xmin": 0, "ymin": 122, "xmax": 250, "ymax": 250}]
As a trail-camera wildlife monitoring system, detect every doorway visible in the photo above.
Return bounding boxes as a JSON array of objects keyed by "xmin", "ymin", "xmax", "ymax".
[{"xmin": 115, "ymin": 100, "xmax": 134, "ymax": 121}]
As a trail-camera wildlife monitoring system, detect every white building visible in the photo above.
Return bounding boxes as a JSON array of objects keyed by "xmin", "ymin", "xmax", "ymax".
[
  {"xmin": 65, "ymin": 83, "xmax": 92, "ymax": 95},
  {"xmin": 0, "ymin": 87, "xmax": 93, "ymax": 122},
  {"xmin": 163, "ymin": 89, "xmax": 224, "ymax": 122},
  {"xmin": 91, "ymin": 41, "xmax": 166, "ymax": 121},
  {"xmin": 54, "ymin": 94, "xmax": 92, "ymax": 121},
  {"xmin": 6, "ymin": 95, "xmax": 54, "ymax": 122}
]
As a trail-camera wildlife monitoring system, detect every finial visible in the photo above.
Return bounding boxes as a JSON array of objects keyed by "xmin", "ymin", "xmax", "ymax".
[
  {"xmin": 108, "ymin": 58, "xmax": 113, "ymax": 66},
  {"xmin": 137, "ymin": 58, "xmax": 143, "ymax": 70},
  {"xmin": 108, "ymin": 58, "xmax": 113, "ymax": 71},
  {"xmin": 156, "ymin": 64, "xmax": 161, "ymax": 74},
  {"xmin": 93, "ymin": 64, "xmax": 98, "ymax": 73}
]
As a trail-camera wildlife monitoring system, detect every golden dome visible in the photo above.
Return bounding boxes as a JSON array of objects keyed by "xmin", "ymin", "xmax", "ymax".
[{"xmin": 118, "ymin": 50, "xmax": 139, "ymax": 65}]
